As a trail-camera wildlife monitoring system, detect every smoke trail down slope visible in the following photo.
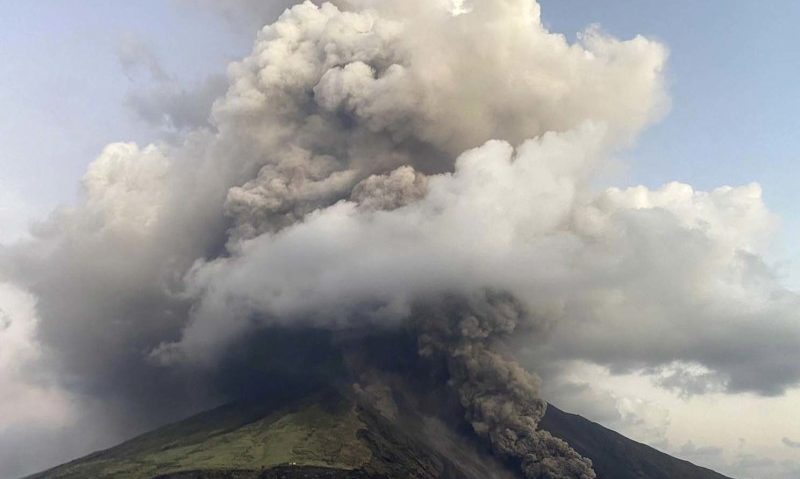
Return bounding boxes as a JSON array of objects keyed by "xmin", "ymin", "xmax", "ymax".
[{"xmin": 417, "ymin": 291, "xmax": 596, "ymax": 478}]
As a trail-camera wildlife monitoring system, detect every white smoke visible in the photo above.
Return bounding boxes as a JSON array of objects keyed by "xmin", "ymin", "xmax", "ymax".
[{"xmin": 0, "ymin": 284, "xmax": 74, "ymax": 431}]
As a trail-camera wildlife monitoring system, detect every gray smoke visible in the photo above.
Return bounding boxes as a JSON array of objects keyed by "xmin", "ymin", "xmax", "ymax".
[
  {"xmin": 4, "ymin": 1, "xmax": 800, "ymax": 478},
  {"xmin": 416, "ymin": 291, "xmax": 596, "ymax": 478},
  {"xmin": 181, "ymin": 0, "xmax": 300, "ymax": 33}
]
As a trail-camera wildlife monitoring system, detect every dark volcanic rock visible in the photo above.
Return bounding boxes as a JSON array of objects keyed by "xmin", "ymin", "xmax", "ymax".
[{"xmin": 540, "ymin": 404, "xmax": 734, "ymax": 479}]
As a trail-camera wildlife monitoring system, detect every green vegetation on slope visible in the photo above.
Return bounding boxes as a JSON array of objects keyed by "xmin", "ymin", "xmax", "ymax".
[
  {"xmin": 29, "ymin": 392, "xmax": 371, "ymax": 479},
  {"xmin": 28, "ymin": 385, "xmax": 738, "ymax": 479}
]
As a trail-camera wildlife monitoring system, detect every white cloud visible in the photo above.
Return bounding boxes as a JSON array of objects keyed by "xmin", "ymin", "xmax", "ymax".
[
  {"xmin": 542, "ymin": 361, "xmax": 800, "ymax": 479},
  {"xmin": 0, "ymin": 184, "xmax": 39, "ymax": 245},
  {"xmin": 0, "ymin": 283, "xmax": 74, "ymax": 431}
]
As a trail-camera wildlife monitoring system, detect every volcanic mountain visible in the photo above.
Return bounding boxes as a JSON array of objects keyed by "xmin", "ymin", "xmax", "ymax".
[{"xmin": 27, "ymin": 384, "xmax": 733, "ymax": 479}]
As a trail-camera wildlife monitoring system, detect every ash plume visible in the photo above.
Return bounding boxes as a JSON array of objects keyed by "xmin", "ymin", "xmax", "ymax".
[
  {"xmin": 416, "ymin": 291, "xmax": 596, "ymax": 478},
  {"xmin": 3, "ymin": 1, "xmax": 800, "ymax": 478}
]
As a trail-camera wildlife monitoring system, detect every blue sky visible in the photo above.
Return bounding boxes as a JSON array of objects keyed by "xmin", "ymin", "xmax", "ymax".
[
  {"xmin": 540, "ymin": 0, "xmax": 800, "ymax": 284},
  {"xmin": 542, "ymin": 1, "xmax": 800, "ymax": 190},
  {"xmin": 0, "ymin": 0, "xmax": 248, "ymax": 212}
]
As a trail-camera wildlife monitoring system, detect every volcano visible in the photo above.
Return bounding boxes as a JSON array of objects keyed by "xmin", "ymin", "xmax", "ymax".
[{"xmin": 27, "ymin": 384, "xmax": 733, "ymax": 479}]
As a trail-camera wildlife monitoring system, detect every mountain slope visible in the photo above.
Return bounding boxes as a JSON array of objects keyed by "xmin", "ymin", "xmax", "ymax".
[
  {"xmin": 28, "ymin": 389, "xmax": 734, "ymax": 479},
  {"xmin": 25, "ymin": 387, "xmax": 515, "ymax": 479},
  {"xmin": 541, "ymin": 405, "xmax": 733, "ymax": 479}
]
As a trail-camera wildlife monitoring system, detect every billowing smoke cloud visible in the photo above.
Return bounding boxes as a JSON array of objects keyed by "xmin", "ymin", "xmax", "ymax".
[
  {"xmin": 182, "ymin": 0, "xmax": 301, "ymax": 32},
  {"xmin": 117, "ymin": 33, "xmax": 227, "ymax": 133},
  {"xmin": 3, "ymin": 0, "xmax": 800, "ymax": 477},
  {"xmin": 416, "ymin": 291, "xmax": 595, "ymax": 478}
]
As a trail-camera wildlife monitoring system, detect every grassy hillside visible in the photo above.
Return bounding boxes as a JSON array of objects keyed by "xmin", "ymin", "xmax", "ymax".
[
  {"xmin": 27, "ymin": 392, "xmax": 372, "ymax": 479},
  {"xmin": 26, "ymin": 386, "xmax": 512, "ymax": 479},
  {"xmin": 28, "ymin": 386, "xmax": 737, "ymax": 479}
]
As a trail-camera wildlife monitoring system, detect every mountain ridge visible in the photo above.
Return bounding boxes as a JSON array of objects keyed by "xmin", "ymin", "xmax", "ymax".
[
  {"xmin": 26, "ymin": 386, "xmax": 734, "ymax": 479},
  {"xmin": 541, "ymin": 405, "xmax": 733, "ymax": 479}
]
